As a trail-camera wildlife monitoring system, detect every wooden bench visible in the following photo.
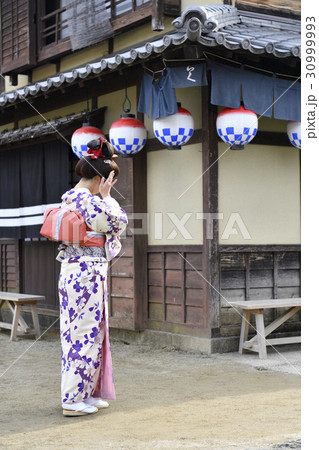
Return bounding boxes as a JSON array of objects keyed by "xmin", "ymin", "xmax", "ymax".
[
  {"xmin": 229, "ymin": 298, "xmax": 301, "ymax": 359},
  {"xmin": 0, "ymin": 291, "xmax": 45, "ymax": 341}
]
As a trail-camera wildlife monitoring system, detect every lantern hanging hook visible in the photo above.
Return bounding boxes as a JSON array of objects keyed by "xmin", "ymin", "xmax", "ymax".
[
  {"xmin": 122, "ymin": 74, "xmax": 131, "ymax": 114},
  {"xmin": 85, "ymin": 90, "xmax": 91, "ymax": 125}
]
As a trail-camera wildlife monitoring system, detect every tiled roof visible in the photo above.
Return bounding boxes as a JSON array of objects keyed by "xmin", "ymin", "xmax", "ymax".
[
  {"xmin": 0, "ymin": 110, "xmax": 94, "ymax": 145},
  {"xmin": 0, "ymin": 4, "xmax": 300, "ymax": 108},
  {"xmin": 174, "ymin": 5, "xmax": 301, "ymax": 57}
]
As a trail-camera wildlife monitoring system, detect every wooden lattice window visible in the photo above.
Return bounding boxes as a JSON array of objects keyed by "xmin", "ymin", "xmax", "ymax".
[
  {"xmin": 105, "ymin": 0, "xmax": 151, "ymax": 19},
  {"xmin": 37, "ymin": 0, "xmax": 72, "ymax": 62},
  {"xmin": 0, "ymin": 0, "xmax": 36, "ymax": 74},
  {"xmin": 37, "ymin": 0, "xmax": 153, "ymax": 61}
]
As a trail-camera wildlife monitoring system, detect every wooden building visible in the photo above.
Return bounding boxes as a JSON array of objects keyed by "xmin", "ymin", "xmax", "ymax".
[{"xmin": 0, "ymin": 0, "xmax": 301, "ymax": 352}]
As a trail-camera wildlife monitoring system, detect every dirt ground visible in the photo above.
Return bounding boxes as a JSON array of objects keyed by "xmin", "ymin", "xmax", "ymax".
[{"xmin": 0, "ymin": 330, "xmax": 300, "ymax": 450}]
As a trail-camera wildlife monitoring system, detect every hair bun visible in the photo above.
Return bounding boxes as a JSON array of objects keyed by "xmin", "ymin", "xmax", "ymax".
[
  {"xmin": 87, "ymin": 139, "xmax": 102, "ymax": 151},
  {"xmin": 87, "ymin": 138, "xmax": 115, "ymax": 159}
]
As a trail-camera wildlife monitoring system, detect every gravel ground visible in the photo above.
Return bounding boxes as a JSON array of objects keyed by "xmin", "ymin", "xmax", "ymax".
[{"xmin": 0, "ymin": 330, "xmax": 301, "ymax": 449}]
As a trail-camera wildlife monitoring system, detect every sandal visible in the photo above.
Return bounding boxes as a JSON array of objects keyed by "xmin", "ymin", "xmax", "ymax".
[
  {"xmin": 62, "ymin": 401, "xmax": 98, "ymax": 416},
  {"xmin": 84, "ymin": 397, "xmax": 109, "ymax": 409}
]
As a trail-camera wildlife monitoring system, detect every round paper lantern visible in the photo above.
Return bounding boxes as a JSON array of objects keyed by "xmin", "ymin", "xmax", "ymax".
[
  {"xmin": 71, "ymin": 124, "xmax": 105, "ymax": 158},
  {"xmin": 153, "ymin": 105, "xmax": 194, "ymax": 150},
  {"xmin": 216, "ymin": 105, "xmax": 258, "ymax": 150},
  {"xmin": 109, "ymin": 114, "xmax": 147, "ymax": 156},
  {"xmin": 287, "ymin": 121, "xmax": 301, "ymax": 149}
]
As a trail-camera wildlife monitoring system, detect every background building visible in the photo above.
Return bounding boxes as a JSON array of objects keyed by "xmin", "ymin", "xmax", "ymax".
[{"xmin": 0, "ymin": 0, "xmax": 301, "ymax": 352}]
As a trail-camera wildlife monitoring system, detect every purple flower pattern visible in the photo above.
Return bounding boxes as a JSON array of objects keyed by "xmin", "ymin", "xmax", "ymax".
[
  {"xmin": 58, "ymin": 188, "xmax": 126, "ymax": 405},
  {"xmin": 59, "ymin": 259, "xmax": 114, "ymax": 404}
]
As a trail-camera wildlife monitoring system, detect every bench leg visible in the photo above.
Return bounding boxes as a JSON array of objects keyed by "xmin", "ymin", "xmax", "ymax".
[
  {"xmin": 7, "ymin": 300, "xmax": 29, "ymax": 332},
  {"xmin": 239, "ymin": 310, "xmax": 251, "ymax": 354},
  {"xmin": 255, "ymin": 310, "xmax": 267, "ymax": 359},
  {"xmin": 30, "ymin": 304, "xmax": 41, "ymax": 339},
  {"xmin": 10, "ymin": 304, "xmax": 22, "ymax": 341}
]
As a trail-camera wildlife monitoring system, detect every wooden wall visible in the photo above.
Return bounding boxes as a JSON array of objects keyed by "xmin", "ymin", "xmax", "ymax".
[
  {"xmin": 145, "ymin": 244, "xmax": 301, "ymax": 340},
  {"xmin": 147, "ymin": 245, "xmax": 210, "ymax": 337},
  {"xmin": 108, "ymin": 232, "xmax": 135, "ymax": 329},
  {"xmin": 219, "ymin": 245, "xmax": 301, "ymax": 337},
  {"xmin": 108, "ymin": 148, "xmax": 148, "ymax": 331},
  {"xmin": 0, "ymin": 0, "xmax": 36, "ymax": 74},
  {"xmin": 0, "ymin": 239, "xmax": 19, "ymax": 292},
  {"xmin": 107, "ymin": 155, "xmax": 134, "ymax": 329},
  {"xmin": 20, "ymin": 240, "xmax": 60, "ymax": 310}
]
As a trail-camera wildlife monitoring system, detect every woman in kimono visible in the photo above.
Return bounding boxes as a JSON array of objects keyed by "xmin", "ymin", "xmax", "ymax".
[{"xmin": 57, "ymin": 138, "xmax": 127, "ymax": 416}]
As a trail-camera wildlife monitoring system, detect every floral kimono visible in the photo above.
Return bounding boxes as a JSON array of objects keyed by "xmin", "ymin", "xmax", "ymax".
[{"xmin": 57, "ymin": 188, "xmax": 127, "ymax": 406}]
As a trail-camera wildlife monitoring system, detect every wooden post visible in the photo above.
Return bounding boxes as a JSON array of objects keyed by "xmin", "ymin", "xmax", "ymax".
[
  {"xmin": 201, "ymin": 85, "xmax": 220, "ymax": 334},
  {"xmin": 133, "ymin": 75, "xmax": 148, "ymax": 329},
  {"xmin": 162, "ymin": 251, "xmax": 166, "ymax": 321},
  {"xmin": 152, "ymin": 0, "xmax": 164, "ymax": 31},
  {"xmin": 273, "ymin": 251, "xmax": 278, "ymax": 323},
  {"xmin": 245, "ymin": 253, "xmax": 250, "ymax": 300}
]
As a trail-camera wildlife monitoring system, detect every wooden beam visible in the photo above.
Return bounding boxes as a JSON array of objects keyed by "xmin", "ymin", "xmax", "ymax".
[
  {"xmin": 163, "ymin": 0, "xmax": 181, "ymax": 16},
  {"xmin": 245, "ymin": 253, "xmax": 250, "ymax": 300},
  {"xmin": 0, "ymin": 75, "xmax": 4, "ymax": 94},
  {"xmin": 162, "ymin": 252, "xmax": 166, "ymax": 321},
  {"xmin": 202, "ymin": 83, "xmax": 220, "ymax": 334},
  {"xmin": 251, "ymin": 130, "xmax": 291, "ymax": 147},
  {"xmin": 219, "ymin": 244, "xmax": 301, "ymax": 252},
  {"xmin": 273, "ymin": 252, "xmax": 278, "ymax": 299},
  {"xmin": 152, "ymin": 0, "xmax": 164, "ymax": 31},
  {"xmin": 181, "ymin": 251, "xmax": 186, "ymax": 323},
  {"xmin": 132, "ymin": 72, "xmax": 148, "ymax": 329},
  {"xmin": 37, "ymin": 40, "xmax": 72, "ymax": 64},
  {"xmin": 9, "ymin": 74, "xmax": 18, "ymax": 87},
  {"xmin": 112, "ymin": 4, "xmax": 153, "ymax": 32}
]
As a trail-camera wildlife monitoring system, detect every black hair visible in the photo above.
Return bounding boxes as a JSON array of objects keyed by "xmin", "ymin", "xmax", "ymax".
[{"xmin": 75, "ymin": 139, "xmax": 120, "ymax": 179}]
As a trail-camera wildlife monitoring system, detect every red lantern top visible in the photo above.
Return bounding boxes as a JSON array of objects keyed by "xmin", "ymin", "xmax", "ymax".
[
  {"xmin": 218, "ymin": 105, "xmax": 257, "ymax": 117},
  {"xmin": 110, "ymin": 115, "xmax": 146, "ymax": 130},
  {"xmin": 176, "ymin": 106, "xmax": 192, "ymax": 116}
]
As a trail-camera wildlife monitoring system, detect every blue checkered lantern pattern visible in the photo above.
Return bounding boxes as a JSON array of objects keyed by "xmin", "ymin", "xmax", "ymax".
[
  {"xmin": 216, "ymin": 106, "xmax": 258, "ymax": 150},
  {"xmin": 153, "ymin": 106, "xmax": 194, "ymax": 150},
  {"xmin": 71, "ymin": 126, "xmax": 106, "ymax": 158},
  {"xmin": 109, "ymin": 114, "xmax": 147, "ymax": 156},
  {"xmin": 287, "ymin": 121, "xmax": 301, "ymax": 149}
]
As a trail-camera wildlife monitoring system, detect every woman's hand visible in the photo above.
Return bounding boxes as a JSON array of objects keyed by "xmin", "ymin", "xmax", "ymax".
[{"xmin": 99, "ymin": 171, "xmax": 117, "ymax": 198}]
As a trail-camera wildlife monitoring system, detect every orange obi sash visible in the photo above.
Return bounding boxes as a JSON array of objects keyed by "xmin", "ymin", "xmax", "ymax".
[{"xmin": 40, "ymin": 207, "xmax": 106, "ymax": 247}]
